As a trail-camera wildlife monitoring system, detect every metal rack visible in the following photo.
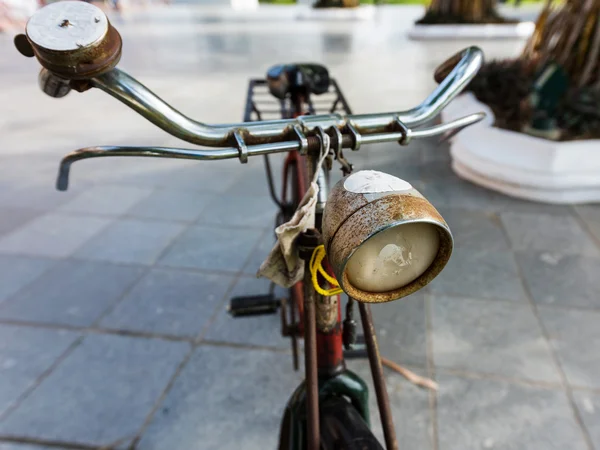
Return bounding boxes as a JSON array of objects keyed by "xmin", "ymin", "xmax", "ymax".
[
  {"xmin": 243, "ymin": 78, "xmax": 354, "ymax": 123},
  {"xmin": 243, "ymin": 77, "xmax": 355, "ymax": 213}
]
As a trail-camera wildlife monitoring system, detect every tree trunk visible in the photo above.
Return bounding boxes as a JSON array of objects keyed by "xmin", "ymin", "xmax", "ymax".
[
  {"xmin": 313, "ymin": 0, "xmax": 359, "ymax": 9},
  {"xmin": 417, "ymin": 0, "xmax": 514, "ymax": 24},
  {"xmin": 524, "ymin": 0, "xmax": 600, "ymax": 88}
]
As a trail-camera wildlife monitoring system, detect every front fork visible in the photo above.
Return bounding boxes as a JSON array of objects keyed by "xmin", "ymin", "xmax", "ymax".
[{"xmin": 281, "ymin": 144, "xmax": 398, "ymax": 450}]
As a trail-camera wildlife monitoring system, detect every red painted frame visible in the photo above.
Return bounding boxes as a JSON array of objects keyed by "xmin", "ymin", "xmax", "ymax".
[{"xmin": 285, "ymin": 93, "xmax": 345, "ymax": 375}]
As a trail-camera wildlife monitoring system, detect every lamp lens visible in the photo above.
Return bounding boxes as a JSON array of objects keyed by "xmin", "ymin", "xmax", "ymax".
[{"xmin": 345, "ymin": 222, "xmax": 440, "ymax": 293}]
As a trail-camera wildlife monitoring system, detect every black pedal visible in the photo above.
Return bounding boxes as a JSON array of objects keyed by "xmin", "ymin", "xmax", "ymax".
[
  {"xmin": 343, "ymin": 335, "xmax": 366, "ymax": 360},
  {"xmin": 228, "ymin": 294, "xmax": 281, "ymax": 317},
  {"xmin": 344, "ymin": 349, "xmax": 367, "ymax": 360}
]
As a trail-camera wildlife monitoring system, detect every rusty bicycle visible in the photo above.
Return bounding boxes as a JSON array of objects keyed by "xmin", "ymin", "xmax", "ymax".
[{"xmin": 14, "ymin": 2, "xmax": 484, "ymax": 448}]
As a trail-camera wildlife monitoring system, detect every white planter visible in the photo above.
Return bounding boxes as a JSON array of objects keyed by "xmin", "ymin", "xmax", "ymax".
[
  {"xmin": 230, "ymin": 0, "xmax": 259, "ymax": 10},
  {"xmin": 442, "ymin": 92, "xmax": 600, "ymax": 204},
  {"xmin": 296, "ymin": 4, "xmax": 375, "ymax": 21},
  {"xmin": 408, "ymin": 21, "xmax": 535, "ymax": 40}
]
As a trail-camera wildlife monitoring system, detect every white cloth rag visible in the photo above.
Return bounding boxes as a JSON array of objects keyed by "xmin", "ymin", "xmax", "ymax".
[{"xmin": 257, "ymin": 134, "xmax": 330, "ymax": 288}]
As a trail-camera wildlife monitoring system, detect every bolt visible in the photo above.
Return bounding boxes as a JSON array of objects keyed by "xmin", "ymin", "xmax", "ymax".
[
  {"xmin": 94, "ymin": 17, "xmax": 100, "ymax": 23},
  {"xmin": 59, "ymin": 19, "xmax": 71, "ymax": 28}
]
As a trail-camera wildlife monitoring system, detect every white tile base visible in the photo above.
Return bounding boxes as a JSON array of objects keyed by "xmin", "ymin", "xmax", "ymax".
[
  {"xmin": 452, "ymin": 158, "xmax": 600, "ymax": 205},
  {"xmin": 443, "ymin": 93, "xmax": 600, "ymax": 205},
  {"xmin": 296, "ymin": 4, "xmax": 375, "ymax": 20},
  {"xmin": 408, "ymin": 22, "xmax": 535, "ymax": 40},
  {"xmin": 230, "ymin": 0, "xmax": 259, "ymax": 11}
]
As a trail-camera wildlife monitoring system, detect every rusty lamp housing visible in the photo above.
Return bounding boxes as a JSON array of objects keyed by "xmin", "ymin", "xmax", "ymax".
[{"xmin": 322, "ymin": 171, "xmax": 453, "ymax": 303}]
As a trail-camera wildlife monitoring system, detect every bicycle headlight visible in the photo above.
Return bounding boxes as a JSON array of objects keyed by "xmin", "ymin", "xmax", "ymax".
[{"xmin": 322, "ymin": 170, "xmax": 453, "ymax": 303}]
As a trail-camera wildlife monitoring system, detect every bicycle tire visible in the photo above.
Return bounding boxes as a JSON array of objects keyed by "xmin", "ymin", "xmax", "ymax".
[{"xmin": 320, "ymin": 397, "xmax": 384, "ymax": 450}]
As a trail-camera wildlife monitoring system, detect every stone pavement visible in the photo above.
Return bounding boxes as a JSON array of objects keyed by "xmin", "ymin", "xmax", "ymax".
[{"xmin": 1, "ymin": 3, "xmax": 599, "ymax": 450}]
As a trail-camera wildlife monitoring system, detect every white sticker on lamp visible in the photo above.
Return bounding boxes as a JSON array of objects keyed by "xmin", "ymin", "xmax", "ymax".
[{"xmin": 344, "ymin": 170, "xmax": 412, "ymax": 194}]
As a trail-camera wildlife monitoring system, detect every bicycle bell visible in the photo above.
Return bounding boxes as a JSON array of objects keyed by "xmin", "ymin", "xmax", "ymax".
[
  {"xmin": 14, "ymin": 1, "xmax": 122, "ymax": 80},
  {"xmin": 322, "ymin": 170, "xmax": 453, "ymax": 303}
]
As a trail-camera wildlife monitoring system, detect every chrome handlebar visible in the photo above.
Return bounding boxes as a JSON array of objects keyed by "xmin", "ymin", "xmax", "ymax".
[
  {"xmin": 91, "ymin": 45, "xmax": 483, "ymax": 147},
  {"xmin": 55, "ymin": 46, "xmax": 484, "ymax": 190},
  {"xmin": 15, "ymin": 1, "xmax": 485, "ymax": 191}
]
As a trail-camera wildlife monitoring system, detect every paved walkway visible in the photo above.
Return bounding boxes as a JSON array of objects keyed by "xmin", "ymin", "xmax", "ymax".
[{"xmin": 0, "ymin": 4, "xmax": 599, "ymax": 450}]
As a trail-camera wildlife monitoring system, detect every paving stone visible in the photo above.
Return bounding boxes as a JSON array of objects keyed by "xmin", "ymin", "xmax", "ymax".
[
  {"xmin": 0, "ymin": 213, "xmax": 113, "ymax": 259},
  {"xmin": 128, "ymin": 162, "xmax": 239, "ymax": 194},
  {"xmin": 419, "ymin": 179, "xmax": 495, "ymax": 211},
  {"xmin": 347, "ymin": 360, "xmax": 433, "ymax": 450},
  {"xmin": 203, "ymin": 276, "xmax": 289, "ymax": 348},
  {"xmin": 366, "ymin": 141, "xmax": 423, "ymax": 167},
  {"xmin": 0, "ymin": 325, "xmax": 79, "ymax": 417},
  {"xmin": 573, "ymin": 391, "xmax": 600, "ymax": 450},
  {"xmin": 158, "ymin": 225, "xmax": 265, "ymax": 272},
  {"xmin": 516, "ymin": 252, "xmax": 600, "ymax": 309},
  {"xmin": 421, "ymin": 180, "xmax": 577, "ymax": 217},
  {"xmin": 436, "ymin": 374, "xmax": 589, "ymax": 450},
  {"xmin": 417, "ymin": 160, "xmax": 456, "ymax": 181},
  {"xmin": 0, "ymin": 444, "xmax": 55, "ymax": 450},
  {"xmin": 420, "ymin": 141, "xmax": 451, "ymax": 163},
  {"xmin": 0, "ymin": 334, "xmax": 190, "ymax": 447},
  {"xmin": 539, "ymin": 307, "xmax": 600, "ymax": 390},
  {"xmin": 197, "ymin": 194, "xmax": 276, "ymax": 228},
  {"xmin": 575, "ymin": 205, "xmax": 600, "ymax": 243},
  {"xmin": 369, "ymin": 292, "xmax": 428, "ymax": 368},
  {"xmin": 0, "ymin": 256, "xmax": 55, "ymax": 305},
  {"xmin": 74, "ymin": 219, "xmax": 185, "ymax": 265},
  {"xmin": 0, "ymin": 261, "xmax": 144, "ymax": 327},
  {"xmin": 125, "ymin": 188, "xmax": 214, "ymax": 222},
  {"xmin": 100, "ymin": 268, "xmax": 235, "ymax": 336},
  {"xmin": 500, "ymin": 212, "xmax": 599, "ymax": 256},
  {"xmin": 427, "ymin": 246, "xmax": 527, "ymax": 302},
  {"xmin": 0, "ymin": 184, "xmax": 81, "ymax": 212},
  {"xmin": 437, "ymin": 208, "xmax": 510, "ymax": 251},
  {"xmin": 242, "ymin": 232, "xmax": 275, "ymax": 276},
  {"xmin": 486, "ymin": 192, "xmax": 575, "ymax": 216},
  {"xmin": 432, "ymin": 296, "xmax": 559, "ymax": 383},
  {"xmin": 58, "ymin": 185, "xmax": 153, "ymax": 216},
  {"xmin": 224, "ymin": 166, "xmax": 281, "ymax": 197},
  {"xmin": 136, "ymin": 345, "xmax": 302, "ymax": 450},
  {"xmin": 0, "ymin": 208, "xmax": 41, "ymax": 238}
]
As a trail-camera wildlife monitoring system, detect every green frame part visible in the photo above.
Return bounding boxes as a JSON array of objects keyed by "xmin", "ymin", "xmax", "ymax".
[{"xmin": 278, "ymin": 369, "xmax": 370, "ymax": 450}]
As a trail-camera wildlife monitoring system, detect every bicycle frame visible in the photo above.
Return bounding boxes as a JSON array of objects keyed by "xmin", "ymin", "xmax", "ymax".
[
  {"xmin": 244, "ymin": 78, "xmax": 396, "ymax": 449},
  {"xmin": 244, "ymin": 76, "xmax": 351, "ymax": 370},
  {"xmin": 292, "ymin": 150, "xmax": 398, "ymax": 450}
]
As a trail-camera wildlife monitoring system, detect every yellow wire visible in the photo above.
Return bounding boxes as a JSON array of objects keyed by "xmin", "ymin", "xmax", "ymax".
[{"xmin": 309, "ymin": 245, "xmax": 343, "ymax": 296}]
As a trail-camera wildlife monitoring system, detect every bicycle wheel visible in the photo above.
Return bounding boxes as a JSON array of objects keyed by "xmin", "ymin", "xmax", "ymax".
[{"xmin": 320, "ymin": 397, "xmax": 384, "ymax": 450}]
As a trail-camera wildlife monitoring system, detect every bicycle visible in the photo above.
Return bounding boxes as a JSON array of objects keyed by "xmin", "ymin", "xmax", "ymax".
[{"xmin": 14, "ymin": 2, "xmax": 484, "ymax": 448}]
